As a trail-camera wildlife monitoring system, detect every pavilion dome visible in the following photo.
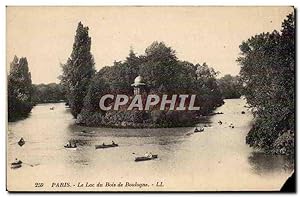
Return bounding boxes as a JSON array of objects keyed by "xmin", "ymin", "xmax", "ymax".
[
  {"xmin": 131, "ymin": 75, "xmax": 145, "ymax": 86},
  {"xmin": 134, "ymin": 76, "xmax": 143, "ymax": 84}
]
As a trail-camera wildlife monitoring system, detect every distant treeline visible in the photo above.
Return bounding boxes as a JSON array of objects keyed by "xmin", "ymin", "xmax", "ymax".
[
  {"xmin": 217, "ymin": 75, "xmax": 242, "ymax": 99},
  {"xmin": 32, "ymin": 83, "xmax": 66, "ymax": 104},
  {"xmin": 238, "ymin": 13, "xmax": 295, "ymax": 155}
]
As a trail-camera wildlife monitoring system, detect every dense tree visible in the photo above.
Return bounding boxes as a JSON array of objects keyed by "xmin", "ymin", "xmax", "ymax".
[
  {"xmin": 32, "ymin": 83, "xmax": 66, "ymax": 104},
  {"xmin": 140, "ymin": 42, "xmax": 189, "ymax": 95},
  {"xmin": 8, "ymin": 56, "xmax": 33, "ymax": 121},
  {"xmin": 60, "ymin": 22, "xmax": 95, "ymax": 118},
  {"xmin": 78, "ymin": 41, "xmax": 224, "ymax": 127},
  {"xmin": 237, "ymin": 13, "xmax": 295, "ymax": 155},
  {"xmin": 193, "ymin": 62, "xmax": 224, "ymax": 114},
  {"xmin": 217, "ymin": 74, "xmax": 242, "ymax": 99}
]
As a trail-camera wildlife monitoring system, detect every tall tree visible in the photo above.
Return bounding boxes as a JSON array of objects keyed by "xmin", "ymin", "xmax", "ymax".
[
  {"xmin": 60, "ymin": 22, "xmax": 95, "ymax": 118},
  {"xmin": 8, "ymin": 56, "xmax": 33, "ymax": 121},
  {"xmin": 237, "ymin": 13, "xmax": 295, "ymax": 154}
]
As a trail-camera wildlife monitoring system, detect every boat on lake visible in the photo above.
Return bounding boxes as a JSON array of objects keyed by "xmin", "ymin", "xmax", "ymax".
[
  {"xmin": 80, "ymin": 130, "xmax": 95, "ymax": 134},
  {"xmin": 18, "ymin": 138, "xmax": 25, "ymax": 147},
  {"xmin": 194, "ymin": 127, "xmax": 204, "ymax": 133},
  {"xmin": 11, "ymin": 160, "xmax": 22, "ymax": 169},
  {"xmin": 95, "ymin": 143, "xmax": 118, "ymax": 149},
  {"xmin": 64, "ymin": 142, "xmax": 77, "ymax": 150},
  {"xmin": 135, "ymin": 154, "xmax": 158, "ymax": 162}
]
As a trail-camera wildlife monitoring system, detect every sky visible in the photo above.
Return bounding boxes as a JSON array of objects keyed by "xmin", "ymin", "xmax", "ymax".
[{"xmin": 6, "ymin": 6, "xmax": 293, "ymax": 84}]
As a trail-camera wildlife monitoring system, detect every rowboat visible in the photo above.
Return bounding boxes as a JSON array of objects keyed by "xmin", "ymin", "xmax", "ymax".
[
  {"xmin": 81, "ymin": 130, "xmax": 95, "ymax": 134},
  {"xmin": 11, "ymin": 160, "xmax": 22, "ymax": 169},
  {"xmin": 64, "ymin": 144, "xmax": 77, "ymax": 150},
  {"xmin": 194, "ymin": 127, "xmax": 204, "ymax": 133},
  {"xmin": 135, "ymin": 155, "xmax": 158, "ymax": 162},
  {"xmin": 95, "ymin": 144, "xmax": 118, "ymax": 149},
  {"xmin": 18, "ymin": 138, "xmax": 25, "ymax": 146}
]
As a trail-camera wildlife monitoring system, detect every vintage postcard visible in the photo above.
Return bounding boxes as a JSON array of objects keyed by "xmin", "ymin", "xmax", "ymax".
[{"xmin": 6, "ymin": 6, "xmax": 295, "ymax": 192}]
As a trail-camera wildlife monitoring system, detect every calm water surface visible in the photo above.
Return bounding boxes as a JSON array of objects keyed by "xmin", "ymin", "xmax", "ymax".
[{"xmin": 7, "ymin": 99, "xmax": 294, "ymax": 191}]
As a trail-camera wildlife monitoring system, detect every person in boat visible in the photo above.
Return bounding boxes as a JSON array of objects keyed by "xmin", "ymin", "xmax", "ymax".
[
  {"xmin": 194, "ymin": 128, "xmax": 199, "ymax": 132},
  {"xmin": 102, "ymin": 142, "xmax": 105, "ymax": 146},
  {"xmin": 144, "ymin": 152, "xmax": 149, "ymax": 157},
  {"xmin": 218, "ymin": 121, "xmax": 222, "ymax": 125},
  {"xmin": 112, "ymin": 141, "xmax": 115, "ymax": 145},
  {"xmin": 13, "ymin": 158, "xmax": 22, "ymax": 164},
  {"xmin": 66, "ymin": 141, "xmax": 72, "ymax": 148},
  {"xmin": 148, "ymin": 152, "xmax": 153, "ymax": 158}
]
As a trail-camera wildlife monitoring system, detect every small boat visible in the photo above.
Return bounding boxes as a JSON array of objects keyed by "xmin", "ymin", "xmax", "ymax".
[
  {"xmin": 11, "ymin": 160, "xmax": 22, "ymax": 169},
  {"xmin": 81, "ymin": 130, "xmax": 95, "ymax": 134},
  {"xmin": 95, "ymin": 143, "xmax": 118, "ymax": 149},
  {"xmin": 64, "ymin": 143, "xmax": 77, "ymax": 150},
  {"xmin": 50, "ymin": 107, "xmax": 54, "ymax": 110},
  {"xmin": 194, "ymin": 127, "xmax": 204, "ymax": 133},
  {"xmin": 64, "ymin": 146, "xmax": 77, "ymax": 150},
  {"xmin": 81, "ymin": 130, "xmax": 88, "ymax": 134},
  {"xmin": 135, "ymin": 155, "xmax": 158, "ymax": 162},
  {"xmin": 18, "ymin": 138, "xmax": 25, "ymax": 147}
]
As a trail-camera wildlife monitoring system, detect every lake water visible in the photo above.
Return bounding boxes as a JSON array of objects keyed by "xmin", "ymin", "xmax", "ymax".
[{"xmin": 7, "ymin": 99, "xmax": 294, "ymax": 191}]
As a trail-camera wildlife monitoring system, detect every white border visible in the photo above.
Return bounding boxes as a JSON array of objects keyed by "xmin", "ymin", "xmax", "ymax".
[{"xmin": 1, "ymin": 1, "xmax": 299, "ymax": 196}]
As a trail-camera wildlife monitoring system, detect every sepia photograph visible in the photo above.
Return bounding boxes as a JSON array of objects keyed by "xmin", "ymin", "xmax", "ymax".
[{"xmin": 6, "ymin": 6, "xmax": 295, "ymax": 192}]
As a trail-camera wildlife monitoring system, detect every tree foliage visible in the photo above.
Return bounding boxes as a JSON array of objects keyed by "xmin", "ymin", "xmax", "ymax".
[
  {"xmin": 32, "ymin": 83, "xmax": 66, "ymax": 104},
  {"xmin": 237, "ymin": 13, "xmax": 295, "ymax": 154},
  {"xmin": 78, "ymin": 41, "xmax": 224, "ymax": 126},
  {"xmin": 8, "ymin": 56, "xmax": 33, "ymax": 121},
  {"xmin": 217, "ymin": 74, "xmax": 242, "ymax": 99},
  {"xmin": 60, "ymin": 22, "xmax": 96, "ymax": 118}
]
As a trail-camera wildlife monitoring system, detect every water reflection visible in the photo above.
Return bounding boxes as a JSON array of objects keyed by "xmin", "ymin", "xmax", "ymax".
[{"xmin": 248, "ymin": 152, "xmax": 294, "ymax": 175}]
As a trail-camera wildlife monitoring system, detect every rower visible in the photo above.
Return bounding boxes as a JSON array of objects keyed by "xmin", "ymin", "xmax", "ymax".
[
  {"xmin": 14, "ymin": 158, "xmax": 22, "ymax": 164},
  {"xmin": 112, "ymin": 141, "xmax": 115, "ymax": 145}
]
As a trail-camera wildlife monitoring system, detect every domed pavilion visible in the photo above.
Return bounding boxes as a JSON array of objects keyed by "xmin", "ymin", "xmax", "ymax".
[{"xmin": 131, "ymin": 75, "xmax": 146, "ymax": 95}]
